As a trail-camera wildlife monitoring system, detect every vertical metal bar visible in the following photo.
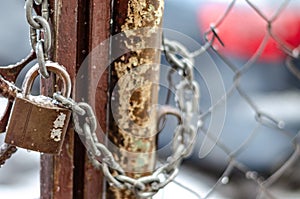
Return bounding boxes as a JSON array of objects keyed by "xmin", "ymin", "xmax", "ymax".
[
  {"xmin": 74, "ymin": 0, "xmax": 90, "ymax": 197},
  {"xmin": 40, "ymin": 0, "xmax": 78, "ymax": 198},
  {"xmin": 41, "ymin": 0, "xmax": 163, "ymax": 198},
  {"xmin": 107, "ymin": 0, "xmax": 164, "ymax": 198},
  {"xmin": 41, "ymin": 0, "xmax": 111, "ymax": 198},
  {"xmin": 83, "ymin": 0, "xmax": 111, "ymax": 198}
]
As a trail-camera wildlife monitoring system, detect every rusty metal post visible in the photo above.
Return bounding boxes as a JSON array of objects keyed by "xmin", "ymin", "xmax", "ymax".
[
  {"xmin": 40, "ymin": 0, "xmax": 163, "ymax": 198},
  {"xmin": 40, "ymin": 0, "xmax": 77, "ymax": 198},
  {"xmin": 83, "ymin": 0, "xmax": 111, "ymax": 198},
  {"xmin": 41, "ymin": 0, "xmax": 111, "ymax": 198},
  {"xmin": 107, "ymin": 0, "xmax": 164, "ymax": 198}
]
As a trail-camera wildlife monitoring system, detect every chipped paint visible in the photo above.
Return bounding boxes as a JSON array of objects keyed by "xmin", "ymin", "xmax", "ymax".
[
  {"xmin": 108, "ymin": 0, "xmax": 164, "ymax": 198},
  {"xmin": 121, "ymin": 0, "xmax": 164, "ymax": 30}
]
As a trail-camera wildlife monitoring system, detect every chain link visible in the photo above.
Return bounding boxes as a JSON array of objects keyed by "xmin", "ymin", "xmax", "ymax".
[
  {"xmin": 0, "ymin": 76, "xmax": 20, "ymax": 101},
  {"xmin": 26, "ymin": 0, "xmax": 51, "ymax": 78},
  {"xmin": 53, "ymin": 38, "xmax": 201, "ymax": 198},
  {"xmin": 0, "ymin": 144, "xmax": 17, "ymax": 167},
  {"xmin": 0, "ymin": 77, "xmax": 20, "ymax": 161}
]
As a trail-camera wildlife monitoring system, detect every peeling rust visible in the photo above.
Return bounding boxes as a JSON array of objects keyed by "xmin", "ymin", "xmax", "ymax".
[{"xmin": 108, "ymin": 0, "xmax": 164, "ymax": 198}]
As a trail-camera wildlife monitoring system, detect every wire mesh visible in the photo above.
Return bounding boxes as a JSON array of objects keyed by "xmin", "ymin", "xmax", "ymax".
[{"xmin": 160, "ymin": 0, "xmax": 300, "ymax": 198}]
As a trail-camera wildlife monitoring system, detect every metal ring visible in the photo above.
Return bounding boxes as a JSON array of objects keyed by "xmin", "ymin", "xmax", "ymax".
[
  {"xmin": 77, "ymin": 102, "xmax": 97, "ymax": 133},
  {"xmin": 22, "ymin": 61, "xmax": 71, "ymax": 98},
  {"xmin": 34, "ymin": 0, "xmax": 43, "ymax": 5},
  {"xmin": 163, "ymin": 39, "xmax": 190, "ymax": 58},
  {"xmin": 135, "ymin": 175, "xmax": 161, "ymax": 197},
  {"xmin": 72, "ymin": 111, "xmax": 84, "ymax": 135},
  {"xmin": 83, "ymin": 123, "xmax": 101, "ymax": 157},
  {"xmin": 163, "ymin": 39, "xmax": 194, "ymax": 70},
  {"xmin": 156, "ymin": 105, "xmax": 183, "ymax": 132},
  {"xmin": 26, "ymin": 0, "xmax": 42, "ymax": 29},
  {"xmin": 172, "ymin": 125, "xmax": 185, "ymax": 154},
  {"xmin": 166, "ymin": 52, "xmax": 185, "ymax": 69},
  {"xmin": 175, "ymin": 80, "xmax": 200, "ymax": 113},
  {"xmin": 30, "ymin": 27, "xmax": 38, "ymax": 51},
  {"xmin": 102, "ymin": 163, "xmax": 125, "ymax": 189},
  {"xmin": 137, "ymin": 175, "xmax": 160, "ymax": 186},
  {"xmin": 182, "ymin": 58, "xmax": 194, "ymax": 81},
  {"xmin": 134, "ymin": 190, "xmax": 157, "ymax": 198},
  {"xmin": 116, "ymin": 175, "xmax": 145, "ymax": 191},
  {"xmin": 52, "ymin": 93, "xmax": 86, "ymax": 116},
  {"xmin": 95, "ymin": 143, "xmax": 124, "ymax": 173},
  {"xmin": 95, "ymin": 143, "xmax": 113, "ymax": 160},
  {"xmin": 33, "ymin": 16, "xmax": 52, "ymax": 53},
  {"xmin": 159, "ymin": 167, "xmax": 179, "ymax": 189},
  {"xmin": 41, "ymin": 0, "xmax": 49, "ymax": 20},
  {"xmin": 36, "ymin": 41, "xmax": 50, "ymax": 78},
  {"xmin": 72, "ymin": 104, "xmax": 86, "ymax": 116},
  {"xmin": 88, "ymin": 156, "xmax": 102, "ymax": 170},
  {"xmin": 152, "ymin": 166, "xmax": 179, "ymax": 190},
  {"xmin": 172, "ymin": 125, "xmax": 196, "ymax": 158}
]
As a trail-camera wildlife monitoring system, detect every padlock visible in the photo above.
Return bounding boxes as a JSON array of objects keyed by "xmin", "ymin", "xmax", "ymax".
[{"xmin": 5, "ymin": 62, "xmax": 72, "ymax": 154}]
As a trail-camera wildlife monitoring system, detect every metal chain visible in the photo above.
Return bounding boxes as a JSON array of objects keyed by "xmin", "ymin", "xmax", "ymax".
[
  {"xmin": 0, "ymin": 76, "xmax": 20, "ymax": 101},
  {"xmin": 0, "ymin": 0, "xmax": 51, "ymax": 165},
  {"xmin": 53, "ymin": 39, "xmax": 201, "ymax": 198},
  {"xmin": 26, "ymin": 0, "xmax": 51, "ymax": 78},
  {"xmin": 0, "ymin": 77, "xmax": 20, "ymax": 163},
  {"xmin": 0, "ymin": 144, "xmax": 17, "ymax": 167}
]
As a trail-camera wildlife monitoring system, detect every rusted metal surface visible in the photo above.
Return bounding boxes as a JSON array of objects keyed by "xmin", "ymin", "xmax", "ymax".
[
  {"xmin": 108, "ymin": 0, "xmax": 164, "ymax": 198},
  {"xmin": 73, "ymin": 0, "xmax": 89, "ymax": 197},
  {"xmin": 0, "ymin": 51, "xmax": 36, "ymax": 82},
  {"xmin": 83, "ymin": 0, "xmax": 111, "ymax": 198},
  {"xmin": 0, "ymin": 76, "xmax": 19, "ymax": 133},
  {"xmin": 0, "ymin": 77, "xmax": 18, "ymax": 101},
  {"xmin": 6, "ymin": 62, "xmax": 72, "ymax": 154},
  {"xmin": 40, "ymin": 0, "xmax": 78, "ymax": 198},
  {"xmin": 41, "ymin": 0, "xmax": 111, "ymax": 198},
  {"xmin": 0, "ymin": 144, "xmax": 17, "ymax": 166},
  {"xmin": 0, "ymin": 51, "xmax": 36, "ymax": 132},
  {"xmin": 41, "ymin": 0, "xmax": 163, "ymax": 198},
  {"xmin": 5, "ymin": 97, "xmax": 71, "ymax": 154},
  {"xmin": 0, "ymin": 102, "xmax": 12, "ymax": 133}
]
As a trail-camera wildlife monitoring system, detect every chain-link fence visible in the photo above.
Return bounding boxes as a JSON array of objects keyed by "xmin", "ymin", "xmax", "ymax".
[{"xmin": 158, "ymin": 0, "xmax": 300, "ymax": 198}]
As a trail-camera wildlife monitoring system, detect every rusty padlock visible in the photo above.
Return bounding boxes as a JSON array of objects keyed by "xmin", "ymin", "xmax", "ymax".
[{"xmin": 4, "ymin": 62, "xmax": 72, "ymax": 154}]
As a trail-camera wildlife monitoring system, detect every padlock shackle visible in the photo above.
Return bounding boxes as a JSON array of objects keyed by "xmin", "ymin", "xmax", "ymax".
[{"xmin": 22, "ymin": 61, "xmax": 71, "ymax": 98}]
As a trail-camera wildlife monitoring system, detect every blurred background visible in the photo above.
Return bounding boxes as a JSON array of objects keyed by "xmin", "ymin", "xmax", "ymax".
[
  {"xmin": 1, "ymin": 0, "xmax": 300, "ymax": 198},
  {"xmin": 0, "ymin": 0, "xmax": 40, "ymax": 199},
  {"xmin": 158, "ymin": 0, "xmax": 300, "ymax": 198}
]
